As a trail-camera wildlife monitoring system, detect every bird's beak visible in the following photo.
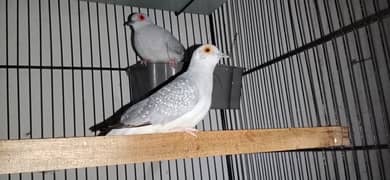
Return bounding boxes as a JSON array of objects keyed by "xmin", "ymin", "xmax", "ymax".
[{"xmin": 123, "ymin": 21, "xmax": 131, "ymax": 26}]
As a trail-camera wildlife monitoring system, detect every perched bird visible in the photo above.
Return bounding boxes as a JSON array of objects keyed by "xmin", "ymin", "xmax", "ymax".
[
  {"xmin": 90, "ymin": 44, "xmax": 228, "ymax": 136},
  {"xmin": 124, "ymin": 13, "xmax": 185, "ymax": 66}
]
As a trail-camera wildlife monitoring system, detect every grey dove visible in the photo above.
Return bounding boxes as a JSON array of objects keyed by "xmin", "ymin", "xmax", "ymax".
[
  {"xmin": 124, "ymin": 13, "xmax": 185, "ymax": 65},
  {"xmin": 90, "ymin": 44, "xmax": 228, "ymax": 136}
]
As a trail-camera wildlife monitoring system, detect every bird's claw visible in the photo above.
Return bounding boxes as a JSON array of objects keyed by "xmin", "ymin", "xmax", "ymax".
[
  {"xmin": 168, "ymin": 59, "xmax": 177, "ymax": 68},
  {"xmin": 184, "ymin": 128, "xmax": 198, "ymax": 137},
  {"xmin": 170, "ymin": 128, "xmax": 198, "ymax": 137},
  {"xmin": 139, "ymin": 59, "xmax": 149, "ymax": 65}
]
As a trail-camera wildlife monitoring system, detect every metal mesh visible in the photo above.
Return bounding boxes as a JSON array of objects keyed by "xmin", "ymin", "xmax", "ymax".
[{"xmin": 1, "ymin": 0, "xmax": 389, "ymax": 179}]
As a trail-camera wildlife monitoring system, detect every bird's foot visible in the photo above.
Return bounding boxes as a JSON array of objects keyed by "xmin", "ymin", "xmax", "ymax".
[
  {"xmin": 139, "ymin": 59, "xmax": 149, "ymax": 65},
  {"xmin": 171, "ymin": 127, "xmax": 198, "ymax": 137},
  {"xmin": 168, "ymin": 59, "xmax": 177, "ymax": 68},
  {"xmin": 183, "ymin": 128, "xmax": 199, "ymax": 137}
]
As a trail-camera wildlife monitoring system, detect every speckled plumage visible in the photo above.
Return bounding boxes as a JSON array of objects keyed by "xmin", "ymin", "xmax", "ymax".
[{"xmin": 120, "ymin": 77, "xmax": 199, "ymax": 127}]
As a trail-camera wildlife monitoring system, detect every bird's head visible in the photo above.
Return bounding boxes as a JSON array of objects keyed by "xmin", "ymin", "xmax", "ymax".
[
  {"xmin": 189, "ymin": 44, "xmax": 229, "ymax": 70},
  {"xmin": 124, "ymin": 13, "xmax": 151, "ymax": 29}
]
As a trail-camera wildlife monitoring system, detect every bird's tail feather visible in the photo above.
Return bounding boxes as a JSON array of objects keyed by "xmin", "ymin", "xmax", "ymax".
[{"xmin": 89, "ymin": 102, "xmax": 133, "ymax": 135}]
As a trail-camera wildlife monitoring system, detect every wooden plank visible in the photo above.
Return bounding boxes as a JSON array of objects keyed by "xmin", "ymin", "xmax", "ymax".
[{"xmin": 0, "ymin": 126, "xmax": 349, "ymax": 174}]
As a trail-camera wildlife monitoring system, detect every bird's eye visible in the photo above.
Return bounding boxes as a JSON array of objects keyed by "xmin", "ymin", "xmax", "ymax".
[
  {"xmin": 139, "ymin": 14, "xmax": 145, "ymax": 21},
  {"xmin": 204, "ymin": 47, "xmax": 211, "ymax": 53}
]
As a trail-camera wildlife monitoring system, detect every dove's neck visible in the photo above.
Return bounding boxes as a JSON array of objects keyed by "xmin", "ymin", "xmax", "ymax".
[
  {"xmin": 184, "ymin": 63, "xmax": 217, "ymax": 98},
  {"xmin": 186, "ymin": 62, "xmax": 216, "ymax": 79}
]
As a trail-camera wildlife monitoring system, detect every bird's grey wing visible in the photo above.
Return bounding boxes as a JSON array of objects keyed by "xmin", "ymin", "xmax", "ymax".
[
  {"xmin": 145, "ymin": 25, "xmax": 184, "ymax": 55},
  {"xmin": 163, "ymin": 30, "xmax": 185, "ymax": 57},
  {"xmin": 120, "ymin": 77, "xmax": 199, "ymax": 126},
  {"xmin": 167, "ymin": 39, "xmax": 185, "ymax": 56}
]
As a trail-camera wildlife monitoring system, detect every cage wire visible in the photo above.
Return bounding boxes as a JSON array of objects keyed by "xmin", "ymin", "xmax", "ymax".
[{"xmin": 0, "ymin": 0, "xmax": 389, "ymax": 179}]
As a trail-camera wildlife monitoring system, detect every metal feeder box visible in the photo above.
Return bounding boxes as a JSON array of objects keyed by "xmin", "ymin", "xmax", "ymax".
[{"xmin": 126, "ymin": 63, "xmax": 243, "ymax": 109}]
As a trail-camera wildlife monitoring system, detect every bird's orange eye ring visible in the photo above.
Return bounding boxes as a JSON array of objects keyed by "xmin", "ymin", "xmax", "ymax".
[
  {"xmin": 139, "ymin": 14, "xmax": 145, "ymax": 21},
  {"xmin": 204, "ymin": 47, "xmax": 211, "ymax": 53}
]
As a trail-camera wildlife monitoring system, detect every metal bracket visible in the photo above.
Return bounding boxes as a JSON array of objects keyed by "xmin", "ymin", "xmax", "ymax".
[{"xmin": 174, "ymin": 0, "xmax": 195, "ymax": 16}]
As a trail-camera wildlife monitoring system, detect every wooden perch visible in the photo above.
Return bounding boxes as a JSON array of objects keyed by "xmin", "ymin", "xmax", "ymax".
[{"xmin": 0, "ymin": 126, "xmax": 349, "ymax": 174}]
